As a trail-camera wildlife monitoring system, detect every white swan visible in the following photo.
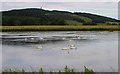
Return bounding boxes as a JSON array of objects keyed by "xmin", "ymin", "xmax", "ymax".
[
  {"xmin": 62, "ymin": 37, "xmax": 66, "ymax": 40},
  {"xmin": 31, "ymin": 37, "xmax": 35, "ymax": 40},
  {"xmin": 69, "ymin": 44, "xmax": 77, "ymax": 49},
  {"xmin": 40, "ymin": 37, "xmax": 43, "ymax": 40},
  {"xmin": 61, "ymin": 47, "xmax": 70, "ymax": 54},
  {"xmin": 24, "ymin": 38, "xmax": 27, "ymax": 41},
  {"xmin": 69, "ymin": 40, "xmax": 72, "ymax": 42},
  {"xmin": 77, "ymin": 37, "xmax": 81, "ymax": 39},
  {"xmin": 61, "ymin": 47, "xmax": 69, "ymax": 50},
  {"xmin": 37, "ymin": 45, "xmax": 43, "ymax": 49}
]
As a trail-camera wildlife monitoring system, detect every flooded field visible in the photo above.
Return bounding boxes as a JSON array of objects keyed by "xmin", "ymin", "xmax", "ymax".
[{"xmin": 1, "ymin": 31, "xmax": 118, "ymax": 72}]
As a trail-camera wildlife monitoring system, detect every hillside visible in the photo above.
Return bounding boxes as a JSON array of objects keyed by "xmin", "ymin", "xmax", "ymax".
[{"xmin": 1, "ymin": 8, "xmax": 119, "ymax": 26}]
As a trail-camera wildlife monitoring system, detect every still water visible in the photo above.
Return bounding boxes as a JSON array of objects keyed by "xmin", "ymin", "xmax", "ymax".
[{"xmin": 2, "ymin": 31, "xmax": 118, "ymax": 72}]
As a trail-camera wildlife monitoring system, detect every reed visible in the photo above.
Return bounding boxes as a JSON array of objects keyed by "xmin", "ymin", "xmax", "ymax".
[{"xmin": 1, "ymin": 25, "xmax": 119, "ymax": 31}]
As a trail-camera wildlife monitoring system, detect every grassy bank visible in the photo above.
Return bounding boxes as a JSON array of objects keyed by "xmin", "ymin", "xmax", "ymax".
[
  {"xmin": 1, "ymin": 25, "xmax": 119, "ymax": 31},
  {"xmin": 3, "ymin": 66, "xmax": 95, "ymax": 74}
]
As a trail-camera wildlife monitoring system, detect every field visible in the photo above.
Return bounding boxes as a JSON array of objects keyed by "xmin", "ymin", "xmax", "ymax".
[{"xmin": 1, "ymin": 25, "xmax": 119, "ymax": 31}]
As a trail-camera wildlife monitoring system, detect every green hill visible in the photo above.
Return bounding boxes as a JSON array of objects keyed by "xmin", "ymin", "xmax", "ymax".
[{"xmin": 1, "ymin": 8, "xmax": 119, "ymax": 26}]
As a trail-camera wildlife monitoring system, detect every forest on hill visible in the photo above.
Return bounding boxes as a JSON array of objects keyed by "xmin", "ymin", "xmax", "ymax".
[{"xmin": 1, "ymin": 8, "xmax": 119, "ymax": 26}]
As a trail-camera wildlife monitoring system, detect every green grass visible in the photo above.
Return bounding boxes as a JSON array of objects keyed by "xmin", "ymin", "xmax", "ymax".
[{"xmin": 1, "ymin": 25, "xmax": 119, "ymax": 31}]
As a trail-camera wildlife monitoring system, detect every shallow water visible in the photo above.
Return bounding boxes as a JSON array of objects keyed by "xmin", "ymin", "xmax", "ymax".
[{"xmin": 2, "ymin": 31, "xmax": 118, "ymax": 72}]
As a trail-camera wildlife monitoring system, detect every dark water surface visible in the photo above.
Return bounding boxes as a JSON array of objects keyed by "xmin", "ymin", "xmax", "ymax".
[{"xmin": 2, "ymin": 31, "xmax": 118, "ymax": 72}]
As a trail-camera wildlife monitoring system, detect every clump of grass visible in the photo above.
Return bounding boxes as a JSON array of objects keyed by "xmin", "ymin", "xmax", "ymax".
[
  {"xmin": 83, "ymin": 66, "xmax": 95, "ymax": 74},
  {"xmin": 21, "ymin": 68, "xmax": 25, "ymax": 74},
  {"xmin": 38, "ymin": 68, "xmax": 43, "ymax": 74},
  {"xmin": 1, "ymin": 25, "xmax": 119, "ymax": 31}
]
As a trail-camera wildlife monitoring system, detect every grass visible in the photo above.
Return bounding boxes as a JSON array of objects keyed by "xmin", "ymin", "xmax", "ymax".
[
  {"xmin": 1, "ymin": 25, "xmax": 119, "ymax": 31},
  {"xmin": 2, "ymin": 66, "xmax": 95, "ymax": 74}
]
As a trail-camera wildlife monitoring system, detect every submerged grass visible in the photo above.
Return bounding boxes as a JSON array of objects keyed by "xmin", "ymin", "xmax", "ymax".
[
  {"xmin": 2, "ymin": 66, "xmax": 95, "ymax": 74},
  {"xmin": 1, "ymin": 25, "xmax": 119, "ymax": 31}
]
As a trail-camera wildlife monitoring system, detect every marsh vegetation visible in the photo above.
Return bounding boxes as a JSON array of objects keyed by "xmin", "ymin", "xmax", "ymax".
[{"xmin": 1, "ymin": 25, "xmax": 119, "ymax": 31}]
